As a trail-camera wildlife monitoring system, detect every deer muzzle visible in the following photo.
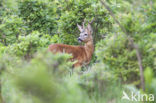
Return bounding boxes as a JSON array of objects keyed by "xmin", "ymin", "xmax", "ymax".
[{"xmin": 78, "ymin": 37, "xmax": 83, "ymax": 43}]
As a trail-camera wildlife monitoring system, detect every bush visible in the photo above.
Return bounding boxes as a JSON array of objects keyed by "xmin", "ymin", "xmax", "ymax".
[
  {"xmin": 56, "ymin": 0, "xmax": 112, "ymax": 44},
  {"xmin": 79, "ymin": 63, "xmax": 124, "ymax": 102},
  {"xmin": 0, "ymin": 15, "xmax": 25, "ymax": 45},
  {"xmin": 0, "ymin": 0, "xmax": 156, "ymax": 103},
  {"xmin": 95, "ymin": 34, "xmax": 140, "ymax": 82},
  {"xmin": 1, "ymin": 51, "xmax": 90, "ymax": 103},
  {"xmin": 7, "ymin": 31, "xmax": 50, "ymax": 58},
  {"xmin": 18, "ymin": 0, "xmax": 57, "ymax": 34},
  {"xmin": 144, "ymin": 67, "xmax": 156, "ymax": 100},
  {"xmin": 0, "ymin": 51, "xmax": 135, "ymax": 103}
]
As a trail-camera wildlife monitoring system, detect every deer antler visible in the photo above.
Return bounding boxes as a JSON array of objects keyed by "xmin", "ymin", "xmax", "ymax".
[
  {"xmin": 88, "ymin": 17, "xmax": 95, "ymax": 24},
  {"xmin": 81, "ymin": 18, "xmax": 95, "ymax": 29},
  {"xmin": 82, "ymin": 18, "xmax": 86, "ymax": 29}
]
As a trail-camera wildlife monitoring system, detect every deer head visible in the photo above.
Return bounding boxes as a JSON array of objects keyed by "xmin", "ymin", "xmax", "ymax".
[{"xmin": 77, "ymin": 18, "xmax": 94, "ymax": 43}]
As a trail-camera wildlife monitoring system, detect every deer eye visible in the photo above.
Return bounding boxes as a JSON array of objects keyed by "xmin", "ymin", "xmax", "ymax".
[{"xmin": 84, "ymin": 34, "xmax": 88, "ymax": 36}]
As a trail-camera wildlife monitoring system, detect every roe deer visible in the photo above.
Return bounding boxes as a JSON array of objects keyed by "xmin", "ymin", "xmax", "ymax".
[{"xmin": 48, "ymin": 19, "xmax": 94, "ymax": 68}]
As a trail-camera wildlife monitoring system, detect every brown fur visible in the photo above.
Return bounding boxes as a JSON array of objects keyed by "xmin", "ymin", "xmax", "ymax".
[
  {"xmin": 48, "ymin": 40, "xmax": 94, "ymax": 67},
  {"xmin": 48, "ymin": 20, "xmax": 94, "ymax": 68}
]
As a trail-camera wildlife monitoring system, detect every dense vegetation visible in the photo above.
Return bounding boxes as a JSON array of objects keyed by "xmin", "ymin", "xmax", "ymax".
[{"xmin": 0, "ymin": 0, "xmax": 155, "ymax": 103}]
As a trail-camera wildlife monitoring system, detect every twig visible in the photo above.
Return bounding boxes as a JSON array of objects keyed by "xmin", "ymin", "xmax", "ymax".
[{"xmin": 100, "ymin": 0, "xmax": 145, "ymax": 91}]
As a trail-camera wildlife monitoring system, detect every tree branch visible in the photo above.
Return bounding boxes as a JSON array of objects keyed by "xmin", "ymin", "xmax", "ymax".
[{"xmin": 100, "ymin": 0, "xmax": 145, "ymax": 91}]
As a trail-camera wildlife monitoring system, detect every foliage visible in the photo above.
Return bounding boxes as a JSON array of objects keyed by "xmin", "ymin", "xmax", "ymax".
[
  {"xmin": 18, "ymin": 0, "xmax": 57, "ymax": 34},
  {"xmin": 1, "ymin": 52, "xmax": 89, "ymax": 103},
  {"xmin": 95, "ymin": 34, "xmax": 140, "ymax": 82},
  {"xmin": 144, "ymin": 67, "xmax": 156, "ymax": 99},
  {"xmin": 7, "ymin": 31, "xmax": 50, "ymax": 58},
  {"xmin": 95, "ymin": 0, "xmax": 156, "ymax": 84},
  {"xmin": 1, "ymin": 51, "xmax": 137, "ymax": 103},
  {"xmin": 0, "ymin": 15, "xmax": 25, "ymax": 45},
  {"xmin": 56, "ymin": 0, "xmax": 112, "ymax": 44},
  {"xmin": 0, "ymin": 0, "xmax": 156, "ymax": 103}
]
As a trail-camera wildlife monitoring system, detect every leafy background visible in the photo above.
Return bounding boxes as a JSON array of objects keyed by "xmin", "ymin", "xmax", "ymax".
[{"xmin": 0, "ymin": 0, "xmax": 156, "ymax": 103}]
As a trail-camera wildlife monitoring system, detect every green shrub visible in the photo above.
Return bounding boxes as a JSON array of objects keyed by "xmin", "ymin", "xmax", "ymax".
[
  {"xmin": 94, "ymin": 0, "xmax": 156, "ymax": 84},
  {"xmin": 95, "ymin": 34, "xmax": 140, "ymax": 82},
  {"xmin": 0, "ymin": 43, "xmax": 6, "ymax": 57},
  {"xmin": 0, "ymin": 0, "xmax": 156, "ymax": 103},
  {"xmin": 56, "ymin": 0, "xmax": 112, "ymax": 44},
  {"xmin": 0, "ymin": 15, "xmax": 25, "ymax": 45},
  {"xmin": 0, "ymin": 50, "xmax": 136, "ymax": 103},
  {"xmin": 18, "ymin": 0, "xmax": 57, "ymax": 34},
  {"xmin": 1, "ymin": 51, "xmax": 90, "ymax": 103},
  {"xmin": 144, "ymin": 67, "xmax": 156, "ymax": 99},
  {"xmin": 7, "ymin": 31, "xmax": 50, "ymax": 58},
  {"xmin": 79, "ymin": 62, "xmax": 124, "ymax": 102}
]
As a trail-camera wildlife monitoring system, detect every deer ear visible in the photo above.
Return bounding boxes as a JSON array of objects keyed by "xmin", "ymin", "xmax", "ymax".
[
  {"xmin": 87, "ymin": 24, "xmax": 93, "ymax": 34},
  {"xmin": 77, "ymin": 24, "xmax": 83, "ymax": 32}
]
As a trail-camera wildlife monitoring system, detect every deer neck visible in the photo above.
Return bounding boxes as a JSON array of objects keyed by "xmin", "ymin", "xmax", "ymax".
[{"xmin": 84, "ymin": 40, "xmax": 94, "ymax": 60}]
